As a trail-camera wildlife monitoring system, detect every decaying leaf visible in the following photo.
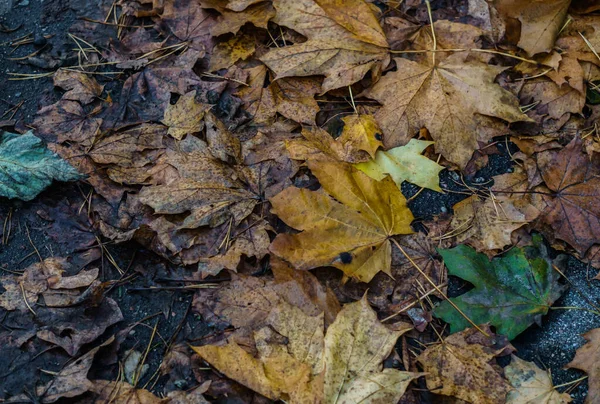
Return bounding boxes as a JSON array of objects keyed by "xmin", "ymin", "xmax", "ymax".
[
  {"xmin": 567, "ymin": 328, "xmax": 600, "ymax": 404},
  {"xmin": 260, "ymin": 0, "xmax": 389, "ymax": 92},
  {"xmin": 536, "ymin": 137, "xmax": 600, "ymax": 255},
  {"xmin": 193, "ymin": 297, "xmax": 421, "ymax": 403},
  {"xmin": 435, "ymin": 234, "xmax": 565, "ymax": 340},
  {"xmin": 364, "ymin": 53, "xmax": 530, "ymax": 167},
  {"xmin": 493, "ymin": 0, "xmax": 571, "ymax": 56},
  {"xmin": 209, "ymin": 35, "xmax": 255, "ymax": 71},
  {"xmin": 0, "ymin": 131, "xmax": 82, "ymax": 201},
  {"xmin": 417, "ymin": 325, "xmax": 513, "ymax": 403},
  {"xmin": 270, "ymin": 160, "xmax": 414, "ymax": 283},
  {"xmin": 162, "ymin": 91, "xmax": 212, "ymax": 140},
  {"xmin": 286, "ymin": 116, "xmax": 383, "ymax": 163},
  {"xmin": 449, "ymin": 194, "xmax": 529, "ymax": 252},
  {"xmin": 53, "ymin": 69, "xmax": 104, "ymax": 104},
  {"xmin": 356, "ymin": 139, "xmax": 444, "ymax": 191},
  {"xmin": 505, "ymin": 355, "xmax": 572, "ymax": 404}
]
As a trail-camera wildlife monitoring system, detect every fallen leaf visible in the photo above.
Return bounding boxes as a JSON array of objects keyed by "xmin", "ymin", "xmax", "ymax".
[
  {"xmin": 161, "ymin": 0, "xmax": 216, "ymax": 51},
  {"xmin": 53, "ymin": 69, "xmax": 104, "ymax": 104},
  {"xmin": 435, "ymin": 234, "xmax": 565, "ymax": 339},
  {"xmin": 417, "ymin": 325, "xmax": 513, "ymax": 403},
  {"xmin": 536, "ymin": 136, "xmax": 600, "ymax": 254},
  {"xmin": 449, "ymin": 194, "xmax": 529, "ymax": 252},
  {"xmin": 193, "ymin": 297, "xmax": 420, "ymax": 403},
  {"xmin": 89, "ymin": 380, "xmax": 164, "ymax": 403},
  {"xmin": 0, "ymin": 131, "xmax": 82, "ymax": 201},
  {"xmin": 209, "ymin": 35, "xmax": 256, "ymax": 71},
  {"xmin": 260, "ymin": 0, "xmax": 389, "ymax": 92},
  {"xmin": 210, "ymin": 2, "xmax": 276, "ymax": 36},
  {"xmin": 364, "ymin": 53, "xmax": 530, "ymax": 167},
  {"xmin": 566, "ymin": 328, "xmax": 600, "ymax": 404},
  {"xmin": 237, "ymin": 65, "xmax": 321, "ymax": 125},
  {"xmin": 161, "ymin": 90, "xmax": 212, "ymax": 139},
  {"xmin": 286, "ymin": 116, "xmax": 383, "ymax": 163},
  {"xmin": 270, "ymin": 160, "xmax": 414, "ymax": 283},
  {"xmin": 505, "ymin": 355, "xmax": 572, "ymax": 404},
  {"xmin": 493, "ymin": 0, "xmax": 571, "ymax": 56},
  {"xmin": 33, "ymin": 100, "xmax": 103, "ymax": 146},
  {"xmin": 355, "ymin": 139, "xmax": 443, "ymax": 191}
]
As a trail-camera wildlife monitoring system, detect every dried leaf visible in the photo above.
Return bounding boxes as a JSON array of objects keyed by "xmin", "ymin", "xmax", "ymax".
[
  {"xmin": 211, "ymin": 2, "xmax": 276, "ymax": 36},
  {"xmin": 209, "ymin": 35, "xmax": 256, "ymax": 71},
  {"xmin": 53, "ymin": 70, "xmax": 104, "ymax": 104}
]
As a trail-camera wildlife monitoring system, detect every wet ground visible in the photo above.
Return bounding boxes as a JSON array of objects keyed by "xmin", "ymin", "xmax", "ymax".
[{"xmin": 1, "ymin": 0, "xmax": 600, "ymax": 402}]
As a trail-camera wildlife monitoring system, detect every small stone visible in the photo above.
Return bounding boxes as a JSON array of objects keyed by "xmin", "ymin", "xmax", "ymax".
[
  {"xmin": 440, "ymin": 206, "xmax": 448, "ymax": 213},
  {"xmin": 507, "ymin": 167, "xmax": 514, "ymax": 173},
  {"xmin": 474, "ymin": 177, "xmax": 485, "ymax": 183},
  {"xmin": 33, "ymin": 34, "xmax": 47, "ymax": 48}
]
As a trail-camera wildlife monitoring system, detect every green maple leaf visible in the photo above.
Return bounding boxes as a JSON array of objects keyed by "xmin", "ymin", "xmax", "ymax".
[
  {"xmin": 0, "ymin": 131, "xmax": 83, "ymax": 201},
  {"xmin": 435, "ymin": 235, "xmax": 565, "ymax": 340},
  {"xmin": 355, "ymin": 139, "xmax": 443, "ymax": 192}
]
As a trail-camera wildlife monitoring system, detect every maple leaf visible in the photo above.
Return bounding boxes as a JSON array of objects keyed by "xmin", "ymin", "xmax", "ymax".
[
  {"xmin": 493, "ymin": 0, "xmax": 571, "ymax": 56},
  {"xmin": 210, "ymin": 1, "xmax": 276, "ymax": 36},
  {"xmin": 417, "ymin": 325, "xmax": 513, "ymax": 404},
  {"xmin": 449, "ymin": 194, "xmax": 529, "ymax": 252},
  {"xmin": 260, "ymin": 0, "xmax": 389, "ymax": 92},
  {"xmin": 237, "ymin": 65, "xmax": 321, "ymax": 125},
  {"xmin": 506, "ymin": 355, "xmax": 572, "ymax": 404},
  {"xmin": 33, "ymin": 100, "xmax": 103, "ymax": 147},
  {"xmin": 0, "ymin": 131, "xmax": 83, "ymax": 201},
  {"xmin": 567, "ymin": 328, "xmax": 600, "ymax": 404},
  {"xmin": 355, "ymin": 139, "xmax": 443, "ymax": 191},
  {"xmin": 193, "ymin": 297, "xmax": 420, "ymax": 403},
  {"xmin": 286, "ymin": 115, "xmax": 383, "ymax": 163},
  {"xmin": 536, "ymin": 137, "xmax": 600, "ymax": 254},
  {"xmin": 161, "ymin": 0, "xmax": 216, "ymax": 52},
  {"xmin": 90, "ymin": 380, "xmax": 167, "ymax": 403},
  {"xmin": 270, "ymin": 160, "xmax": 413, "ymax": 283},
  {"xmin": 53, "ymin": 69, "xmax": 104, "ymax": 105},
  {"xmin": 364, "ymin": 53, "xmax": 530, "ymax": 167},
  {"xmin": 435, "ymin": 234, "xmax": 565, "ymax": 340},
  {"xmin": 161, "ymin": 90, "xmax": 212, "ymax": 140},
  {"xmin": 208, "ymin": 35, "xmax": 255, "ymax": 71}
]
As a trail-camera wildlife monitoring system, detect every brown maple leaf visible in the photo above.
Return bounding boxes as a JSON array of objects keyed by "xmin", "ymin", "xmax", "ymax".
[
  {"xmin": 536, "ymin": 137, "xmax": 600, "ymax": 254},
  {"xmin": 260, "ymin": 0, "xmax": 389, "ymax": 92},
  {"xmin": 364, "ymin": 53, "xmax": 530, "ymax": 167},
  {"xmin": 417, "ymin": 325, "xmax": 514, "ymax": 403},
  {"xmin": 567, "ymin": 328, "xmax": 600, "ymax": 404}
]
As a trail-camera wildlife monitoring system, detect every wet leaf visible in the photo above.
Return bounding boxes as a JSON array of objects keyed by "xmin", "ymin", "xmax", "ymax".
[
  {"xmin": 536, "ymin": 137, "xmax": 600, "ymax": 255},
  {"xmin": 435, "ymin": 234, "xmax": 565, "ymax": 339},
  {"xmin": 0, "ymin": 131, "xmax": 82, "ymax": 201},
  {"xmin": 355, "ymin": 139, "xmax": 443, "ymax": 191},
  {"xmin": 417, "ymin": 325, "xmax": 513, "ymax": 403},
  {"xmin": 193, "ymin": 297, "xmax": 420, "ymax": 403},
  {"xmin": 211, "ymin": 2, "xmax": 276, "ymax": 36},
  {"xmin": 162, "ymin": 90, "xmax": 212, "ymax": 140},
  {"xmin": 270, "ymin": 160, "xmax": 413, "ymax": 283},
  {"xmin": 364, "ymin": 54, "xmax": 530, "ymax": 167},
  {"xmin": 209, "ymin": 35, "xmax": 256, "ymax": 71},
  {"xmin": 53, "ymin": 69, "xmax": 104, "ymax": 104},
  {"xmin": 260, "ymin": 0, "xmax": 389, "ymax": 92},
  {"xmin": 506, "ymin": 355, "xmax": 572, "ymax": 404},
  {"xmin": 567, "ymin": 328, "xmax": 600, "ymax": 404}
]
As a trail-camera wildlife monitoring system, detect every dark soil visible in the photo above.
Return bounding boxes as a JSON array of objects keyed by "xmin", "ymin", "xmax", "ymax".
[{"xmin": 1, "ymin": 0, "xmax": 599, "ymax": 403}]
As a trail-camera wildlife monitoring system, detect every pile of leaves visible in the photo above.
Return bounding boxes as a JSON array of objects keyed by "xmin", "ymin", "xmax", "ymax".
[{"xmin": 2, "ymin": 0, "xmax": 600, "ymax": 402}]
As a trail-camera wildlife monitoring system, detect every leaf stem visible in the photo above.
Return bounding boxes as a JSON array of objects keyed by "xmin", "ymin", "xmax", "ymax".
[
  {"xmin": 425, "ymin": 0, "xmax": 436, "ymax": 65},
  {"xmin": 390, "ymin": 238, "xmax": 490, "ymax": 337}
]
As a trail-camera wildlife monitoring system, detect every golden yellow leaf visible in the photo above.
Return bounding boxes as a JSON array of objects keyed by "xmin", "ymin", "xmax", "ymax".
[
  {"xmin": 211, "ymin": 2, "xmax": 276, "ymax": 36},
  {"xmin": 270, "ymin": 160, "xmax": 413, "ymax": 282},
  {"xmin": 193, "ymin": 297, "xmax": 420, "ymax": 403}
]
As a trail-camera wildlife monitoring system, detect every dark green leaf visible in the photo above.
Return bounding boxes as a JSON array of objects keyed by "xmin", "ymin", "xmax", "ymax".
[
  {"xmin": 0, "ymin": 130, "xmax": 83, "ymax": 201},
  {"xmin": 434, "ymin": 235, "xmax": 565, "ymax": 340}
]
